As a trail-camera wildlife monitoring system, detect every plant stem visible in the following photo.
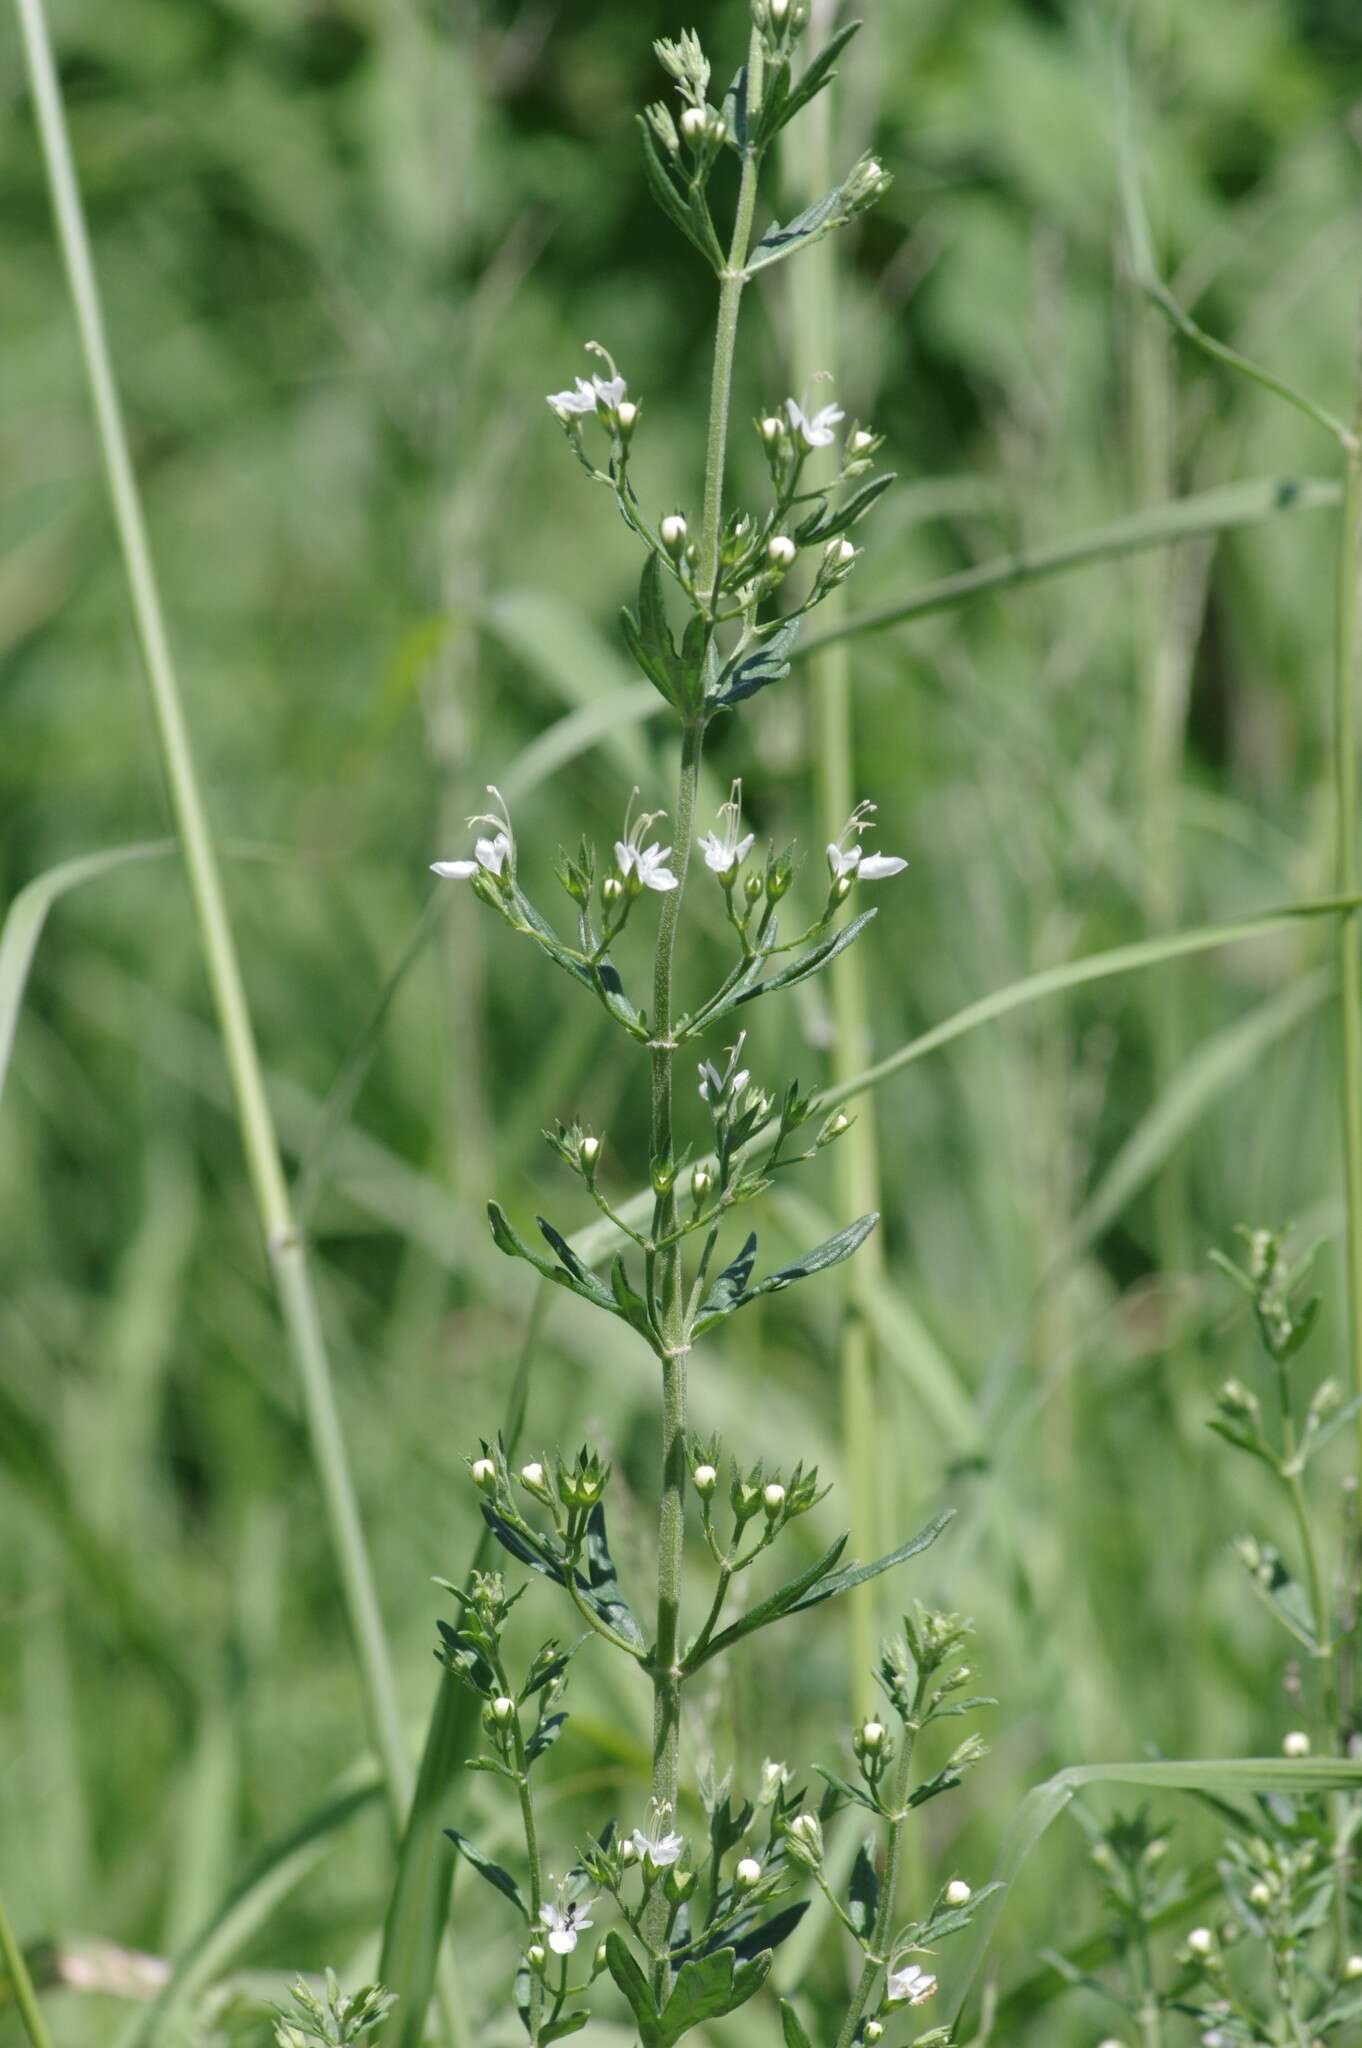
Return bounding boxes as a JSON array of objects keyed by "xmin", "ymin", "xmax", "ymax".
[
  {"xmin": 14, "ymin": 0, "xmax": 411, "ymax": 1830},
  {"xmin": 788, "ymin": 0, "xmax": 885, "ymax": 1722},
  {"xmin": 511, "ymin": 1724, "xmax": 545, "ymax": 2044},
  {"xmin": 1335, "ymin": 426, "xmax": 1362, "ymax": 1471},
  {"xmin": 644, "ymin": 38, "xmax": 765, "ymax": 2001},
  {"xmin": 834, "ymin": 1686, "xmax": 925, "ymax": 2048},
  {"xmin": 0, "ymin": 1893, "xmax": 54, "ymax": 2048}
]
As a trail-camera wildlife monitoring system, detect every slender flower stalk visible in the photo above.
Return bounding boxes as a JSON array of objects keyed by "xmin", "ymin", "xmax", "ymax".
[{"xmin": 13, "ymin": 0, "xmax": 411, "ymax": 1834}]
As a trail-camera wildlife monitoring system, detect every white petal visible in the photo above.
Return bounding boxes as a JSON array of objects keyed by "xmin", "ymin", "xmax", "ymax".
[
  {"xmin": 431, "ymin": 860, "xmax": 478, "ymax": 879},
  {"xmin": 733, "ymin": 833, "xmax": 755, "ymax": 864},
  {"xmin": 644, "ymin": 869, "xmax": 679, "ymax": 891},
  {"xmin": 856, "ymin": 854, "xmax": 907, "ymax": 880},
  {"xmin": 547, "ymin": 1930, "xmax": 577, "ymax": 1955},
  {"xmin": 614, "ymin": 841, "xmax": 637, "ymax": 875}
]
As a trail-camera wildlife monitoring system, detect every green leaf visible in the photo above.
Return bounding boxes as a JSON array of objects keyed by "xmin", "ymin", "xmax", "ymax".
[
  {"xmin": 488, "ymin": 1203, "xmax": 623, "ymax": 1318},
  {"xmin": 847, "ymin": 1837, "xmax": 879, "ymax": 1937},
  {"xmin": 785, "ymin": 1509, "xmax": 956, "ymax": 1618},
  {"xmin": 656, "ymin": 1947, "xmax": 773, "ymax": 2044},
  {"xmin": 747, "ymin": 184, "xmax": 849, "ymax": 272},
  {"xmin": 780, "ymin": 2002, "xmax": 815, "ymax": 2048},
  {"xmin": 758, "ymin": 21, "xmax": 862, "ymax": 142},
  {"xmin": 813, "ymin": 1766, "xmax": 880, "ymax": 1815},
  {"xmin": 712, "ymin": 614, "xmax": 802, "ymax": 706},
  {"xmin": 442, "ymin": 1828, "xmax": 527, "ymax": 1919},
  {"xmin": 542, "ymin": 2018, "xmax": 590, "ymax": 2044},
  {"xmin": 692, "ymin": 1214, "xmax": 878, "ymax": 1335},
  {"xmin": 604, "ymin": 1931, "xmax": 660, "ymax": 2045},
  {"xmin": 794, "ymin": 473, "xmax": 895, "ymax": 545},
  {"xmin": 580, "ymin": 1501, "xmax": 648, "ymax": 1651},
  {"xmin": 722, "ymin": 1902, "xmax": 808, "ymax": 1963},
  {"xmin": 1240, "ymin": 1549, "xmax": 1319, "ymax": 1652},
  {"xmin": 637, "ymin": 116, "xmax": 719, "ymax": 267},
  {"xmin": 729, "ymin": 908, "xmax": 877, "ymax": 1011}
]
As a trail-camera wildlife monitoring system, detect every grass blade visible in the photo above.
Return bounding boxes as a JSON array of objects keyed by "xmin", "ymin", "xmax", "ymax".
[
  {"xmin": 15, "ymin": 0, "xmax": 411, "ymax": 1830},
  {"xmin": 948, "ymin": 1757, "xmax": 1362, "ymax": 2027},
  {"xmin": 0, "ymin": 839, "xmax": 172, "ymax": 1111},
  {"xmin": 800, "ymin": 476, "xmax": 1339, "ymax": 654},
  {"xmin": 0, "ymin": 1890, "xmax": 56, "ymax": 2048},
  {"xmin": 121, "ymin": 1772, "xmax": 382, "ymax": 2048}
]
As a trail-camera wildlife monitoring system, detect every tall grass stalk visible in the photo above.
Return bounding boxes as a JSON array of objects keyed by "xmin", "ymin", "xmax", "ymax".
[
  {"xmin": 13, "ymin": 0, "xmax": 411, "ymax": 1828},
  {"xmin": 0, "ymin": 1891, "xmax": 54, "ymax": 2048},
  {"xmin": 1335, "ymin": 411, "xmax": 1362, "ymax": 1477},
  {"xmin": 787, "ymin": 0, "xmax": 884, "ymax": 1721}
]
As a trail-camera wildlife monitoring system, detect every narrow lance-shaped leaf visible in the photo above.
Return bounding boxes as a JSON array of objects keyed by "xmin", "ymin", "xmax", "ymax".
[
  {"xmin": 637, "ymin": 115, "xmax": 720, "ymax": 268},
  {"xmin": 728, "ymin": 908, "xmax": 877, "ymax": 1014},
  {"xmin": 692, "ymin": 1212, "xmax": 878, "ymax": 1334},
  {"xmin": 758, "ymin": 20, "xmax": 862, "ymax": 143},
  {"xmin": 442, "ymin": 1829, "xmax": 527, "ymax": 1919},
  {"xmin": 711, "ymin": 613, "xmax": 803, "ymax": 706}
]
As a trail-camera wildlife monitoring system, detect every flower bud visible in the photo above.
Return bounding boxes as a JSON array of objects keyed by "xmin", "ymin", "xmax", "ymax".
[
  {"xmin": 693, "ymin": 1462, "xmax": 719, "ymax": 1496},
  {"xmin": 864, "ymin": 2026, "xmax": 883, "ymax": 2045},
  {"xmin": 619, "ymin": 1838, "xmax": 639, "ymax": 1865},
  {"xmin": 680, "ymin": 105, "xmax": 708, "ymax": 143},
  {"xmin": 946, "ymin": 1879, "xmax": 972, "ymax": 1906},
  {"xmin": 520, "ymin": 1460, "xmax": 546, "ymax": 1491},
  {"xmin": 471, "ymin": 1456, "xmax": 497, "ymax": 1492},
  {"xmin": 579, "ymin": 1133, "xmax": 601, "ymax": 1172},
  {"xmin": 771, "ymin": 0, "xmax": 789, "ymax": 20},
  {"xmin": 850, "ymin": 428, "xmax": 876, "ymax": 453},
  {"xmin": 827, "ymin": 538, "xmax": 856, "ymax": 567},
  {"xmin": 735, "ymin": 1857, "xmax": 762, "ymax": 1889},
  {"xmin": 1186, "ymin": 1927, "xmax": 1215, "ymax": 1957},
  {"xmin": 763, "ymin": 1482, "xmax": 786, "ymax": 1515},
  {"xmin": 616, "ymin": 399, "xmax": 638, "ymax": 435},
  {"xmin": 1283, "ymin": 1730, "xmax": 1311, "ymax": 1757},
  {"xmin": 767, "ymin": 533, "xmax": 797, "ymax": 569},
  {"xmin": 661, "ymin": 513, "xmax": 689, "ymax": 555},
  {"xmin": 490, "ymin": 1694, "xmax": 516, "ymax": 1723},
  {"xmin": 692, "ymin": 1165, "xmax": 713, "ymax": 1202},
  {"xmin": 759, "ymin": 414, "xmax": 784, "ymax": 443},
  {"xmin": 602, "ymin": 874, "xmax": 624, "ymax": 908},
  {"xmin": 527, "ymin": 1943, "xmax": 546, "ymax": 1969},
  {"xmin": 743, "ymin": 870, "xmax": 764, "ymax": 905},
  {"xmin": 651, "ymin": 1157, "xmax": 675, "ymax": 1196},
  {"xmin": 1346, "ymin": 1955, "xmax": 1362, "ymax": 1980},
  {"xmin": 855, "ymin": 1719, "xmax": 887, "ymax": 1761},
  {"xmin": 786, "ymin": 1812, "xmax": 823, "ymax": 1865},
  {"xmin": 665, "ymin": 1866, "xmax": 696, "ymax": 1903},
  {"xmin": 593, "ymin": 1942, "xmax": 609, "ymax": 1974},
  {"xmin": 1249, "ymin": 1880, "xmax": 1271, "ymax": 1906}
]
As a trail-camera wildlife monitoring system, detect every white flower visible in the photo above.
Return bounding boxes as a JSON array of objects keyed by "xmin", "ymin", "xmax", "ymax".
[
  {"xmin": 616, "ymin": 791, "xmax": 679, "ymax": 892},
  {"xmin": 945, "ymin": 1879, "xmax": 972, "ymax": 1905},
  {"xmin": 631, "ymin": 1824, "xmax": 685, "ymax": 1869},
  {"xmin": 591, "ymin": 371, "xmax": 626, "ymax": 410},
  {"xmin": 698, "ymin": 781, "xmax": 755, "ymax": 879},
  {"xmin": 826, "ymin": 799, "xmax": 907, "ymax": 883},
  {"xmin": 786, "ymin": 395, "xmax": 846, "ymax": 448},
  {"xmin": 432, "ymin": 786, "xmax": 514, "ymax": 881},
  {"xmin": 1282, "ymin": 1730, "xmax": 1310, "ymax": 1757},
  {"xmin": 885, "ymin": 1962, "xmax": 937, "ymax": 2006},
  {"xmin": 547, "ymin": 376, "xmax": 598, "ymax": 418},
  {"xmin": 698, "ymin": 1031, "xmax": 751, "ymax": 1109},
  {"xmin": 539, "ymin": 1899, "xmax": 595, "ymax": 1956}
]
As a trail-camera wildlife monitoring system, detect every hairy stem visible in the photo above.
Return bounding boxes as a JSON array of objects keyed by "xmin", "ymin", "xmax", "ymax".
[
  {"xmin": 834, "ymin": 1688, "xmax": 925, "ymax": 2048},
  {"xmin": 14, "ymin": 0, "xmax": 412, "ymax": 1832}
]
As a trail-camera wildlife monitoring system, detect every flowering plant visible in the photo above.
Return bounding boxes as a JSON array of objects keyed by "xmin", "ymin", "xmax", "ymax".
[{"xmin": 425, "ymin": 5, "xmax": 993, "ymax": 2043}]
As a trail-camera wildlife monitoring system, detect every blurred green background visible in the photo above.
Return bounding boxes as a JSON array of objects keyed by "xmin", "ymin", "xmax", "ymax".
[{"xmin": 5, "ymin": 0, "xmax": 1362, "ymax": 2040}]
